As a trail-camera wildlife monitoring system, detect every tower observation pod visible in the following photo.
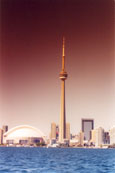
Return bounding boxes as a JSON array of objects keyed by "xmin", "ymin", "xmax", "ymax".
[{"xmin": 59, "ymin": 37, "xmax": 68, "ymax": 142}]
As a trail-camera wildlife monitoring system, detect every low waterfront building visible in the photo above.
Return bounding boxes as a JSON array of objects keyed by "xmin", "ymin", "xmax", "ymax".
[
  {"xmin": 69, "ymin": 134, "xmax": 79, "ymax": 147},
  {"xmin": 69, "ymin": 139, "xmax": 79, "ymax": 147}
]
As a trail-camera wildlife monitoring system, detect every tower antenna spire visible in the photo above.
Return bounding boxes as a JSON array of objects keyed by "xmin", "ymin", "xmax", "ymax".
[
  {"xmin": 62, "ymin": 37, "xmax": 65, "ymax": 71},
  {"xmin": 62, "ymin": 37, "xmax": 65, "ymax": 57}
]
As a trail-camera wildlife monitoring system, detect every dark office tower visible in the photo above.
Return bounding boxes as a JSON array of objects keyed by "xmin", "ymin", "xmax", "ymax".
[
  {"xmin": 2, "ymin": 125, "xmax": 8, "ymax": 134},
  {"xmin": 104, "ymin": 132, "xmax": 110, "ymax": 144},
  {"xmin": 56, "ymin": 125, "xmax": 59, "ymax": 139},
  {"xmin": 0, "ymin": 129, "xmax": 3, "ymax": 144},
  {"xmin": 82, "ymin": 119, "xmax": 94, "ymax": 141}
]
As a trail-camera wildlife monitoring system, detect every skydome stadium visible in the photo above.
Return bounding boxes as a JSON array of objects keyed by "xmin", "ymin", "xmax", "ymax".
[{"xmin": 3, "ymin": 125, "xmax": 46, "ymax": 146}]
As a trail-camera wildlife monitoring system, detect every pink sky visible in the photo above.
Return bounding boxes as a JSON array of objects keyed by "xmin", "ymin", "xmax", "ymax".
[{"xmin": 0, "ymin": 0, "xmax": 115, "ymax": 135}]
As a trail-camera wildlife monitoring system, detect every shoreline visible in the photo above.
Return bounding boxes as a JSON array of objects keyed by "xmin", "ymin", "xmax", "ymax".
[{"xmin": 0, "ymin": 145, "xmax": 115, "ymax": 149}]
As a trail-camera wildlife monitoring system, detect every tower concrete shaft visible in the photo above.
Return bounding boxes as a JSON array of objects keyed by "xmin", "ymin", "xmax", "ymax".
[{"xmin": 59, "ymin": 38, "xmax": 68, "ymax": 142}]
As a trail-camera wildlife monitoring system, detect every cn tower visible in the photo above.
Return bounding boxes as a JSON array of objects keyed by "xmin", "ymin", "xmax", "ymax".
[{"xmin": 59, "ymin": 38, "xmax": 68, "ymax": 142}]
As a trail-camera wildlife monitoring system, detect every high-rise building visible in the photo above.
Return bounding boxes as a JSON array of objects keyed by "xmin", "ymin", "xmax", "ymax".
[
  {"xmin": 82, "ymin": 119, "xmax": 94, "ymax": 141},
  {"xmin": 2, "ymin": 125, "xmax": 8, "ymax": 134},
  {"xmin": 95, "ymin": 127, "xmax": 104, "ymax": 146},
  {"xmin": 59, "ymin": 38, "xmax": 68, "ymax": 142},
  {"xmin": 103, "ymin": 132, "xmax": 110, "ymax": 144},
  {"xmin": 0, "ymin": 128, "xmax": 3, "ymax": 144},
  {"xmin": 109, "ymin": 126, "xmax": 115, "ymax": 145},
  {"xmin": 56, "ymin": 125, "xmax": 59, "ymax": 139},
  {"xmin": 66, "ymin": 123, "xmax": 70, "ymax": 140},
  {"xmin": 79, "ymin": 131, "xmax": 84, "ymax": 146},
  {"xmin": 51, "ymin": 122, "xmax": 56, "ymax": 139},
  {"xmin": 91, "ymin": 129, "xmax": 96, "ymax": 144},
  {"xmin": 91, "ymin": 127, "xmax": 104, "ymax": 146}
]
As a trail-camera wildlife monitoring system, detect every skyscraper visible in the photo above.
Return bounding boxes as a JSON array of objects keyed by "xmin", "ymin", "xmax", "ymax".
[
  {"xmin": 109, "ymin": 126, "xmax": 115, "ymax": 145},
  {"xmin": 103, "ymin": 132, "xmax": 110, "ymax": 144},
  {"xmin": 59, "ymin": 38, "xmax": 68, "ymax": 142},
  {"xmin": 51, "ymin": 122, "xmax": 56, "ymax": 139},
  {"xmin": 0, "ymin": 129, "xmax": 3, "ymax": 144},
  {"xmin": 91, "ymin": 129, "xmax": 96, "ymax": 143},
  {"xmin": 94, "ymin": 127, "xmax": 104, "ymax": 146},
  {"xmin": 82, "ymin": 119, "xmax": 94, "ymax": 141},
  {"xmin": 56, "ymin": 125, "xmax": 59, "ymax": 140},
  {"xmin": 2, "ymin": 125, "xmax": 8, "ymax": 134},
  {"xmin": 66, "ymin": 123, "xmax": 70, "ymax": 140},
  {"xmin": 79, "ymin": 131, "xmax": 84, "ymax": 146}
]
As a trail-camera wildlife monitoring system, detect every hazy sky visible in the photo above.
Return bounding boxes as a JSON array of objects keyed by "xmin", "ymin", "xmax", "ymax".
[{"xmin": 0, "ymin": 0, "xmax": 115, "ymax": 136}]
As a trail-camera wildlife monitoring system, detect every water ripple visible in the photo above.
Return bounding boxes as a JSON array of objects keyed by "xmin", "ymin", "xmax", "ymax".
[{"xmin": 0, "ymin": 147, "xmax": 115, "ymax": 173}]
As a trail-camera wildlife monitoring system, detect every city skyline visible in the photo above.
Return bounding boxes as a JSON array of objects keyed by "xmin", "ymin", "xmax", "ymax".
[{"xmin": 0, "ymin": 0, "xmax": 115, "ymax": 136}]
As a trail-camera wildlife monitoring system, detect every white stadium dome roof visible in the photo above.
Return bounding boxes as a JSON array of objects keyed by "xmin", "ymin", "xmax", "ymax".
[{"xmin": 4, "ymin": 125, "xmax": 46, "ymax": 139}]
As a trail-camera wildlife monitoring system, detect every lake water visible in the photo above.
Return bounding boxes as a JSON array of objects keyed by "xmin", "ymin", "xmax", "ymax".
[{"xmin": 0, "ymin": 147, "xmax": 115, "ymax": 173}]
